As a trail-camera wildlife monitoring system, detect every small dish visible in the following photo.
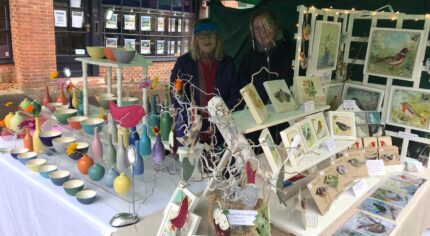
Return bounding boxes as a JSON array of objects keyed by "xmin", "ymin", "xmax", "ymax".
[
  {"xmin": 76, "ymin": 189, "xmax": 97, "ymax": 204},
  {"xmin": 49, "ymin": 170, "xmax": 71, "ymax": 186},
  {"xmin": 26, "ymin": 158, "xmax": 47, "ymax": 172},
  {"xmin": 17, "ymin": 151, "xmax": 37, "ymax": 164},
  {"xmin": 39, "ymin": 164, "xmax": 58, "ymax": 178},
  {"xmin": 63, "ymin": 179, "xmax": 85, "ymax": 196},
  {"xmin": 10, "ymin": 147, "xmax": 29, "ymax": 159},
  {"xmin": 39, "ymin": 130, "xmax": 62, "ymax": 147}
]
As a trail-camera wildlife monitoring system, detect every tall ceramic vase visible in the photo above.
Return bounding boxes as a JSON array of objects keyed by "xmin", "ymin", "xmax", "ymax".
[
  {"xmin": 42, "ymin": 86, "xmax": 53, "ymax": 106},
  {"xmin": 160, "ymin": 86, "xmax": 172, "ymax": 141},
  {"xmin": 32, "ymin": 117, "xmax": 44, "ymax": 154},
  {"xmin": 107, "ymin": 113, "xmax": 118, "ymax": 143},
  {"xmin": 117, "ymin": 127, "xmax": 129, "ymax": 148},
  {"xmin": 72, "ymin": 90, "xmax": 79, "ymax": 109},
  {"xmin": 148, "ymin": 95, "xmax": 159, "ymax": 137},
  {"xmin": 152, "ymin": 134, "xmax": 165, "ymax": 163},
  {"xmin": 133, "ymin": 141, "xmax": 144, "ymax": 176},
  {"xmin": 24, "ymin": 127, "xmax": 33, "ymax": 151},
  {"xmin": 139, "ymin": 124, "xmax": 151, "ymax": 156},
  {"xmin": 116, "ymin": 134, "xmax": 128, "ymax": 172},
  {"xmin": 104, "ymin": 133, "xmax": 116, "ymax": 166},
  {"xmin": 91, "ymin": 127, "xmax": 103, "ymax": 162},
  {"xmin": 128, "ymin": 126, "xmax": 140, "ymax": 147},
  {"xmin": 56, "ymin": 87, "xmax": 68, "ymax": 105}
]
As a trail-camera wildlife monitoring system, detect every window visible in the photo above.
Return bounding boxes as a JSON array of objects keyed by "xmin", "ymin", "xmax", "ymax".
[
  {"xmin": 102, "ymin": 0, "xmax": 195, "ymax": 60},
  {"xmin": 0, "ymin": 0, "xmax": 13, "ymax": 64}
]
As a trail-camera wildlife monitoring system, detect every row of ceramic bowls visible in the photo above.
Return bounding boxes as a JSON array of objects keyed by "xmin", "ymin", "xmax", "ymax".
[
  {"xmin": 49, "ymin": 108, "xmax": 105, "ymax": 135},
  {"xmin": 9, "ymin": 149, "xmax": 96, "ymax": 204},
  {"xmin": 87, "ymin": 46, "xmax": 136, "ymax": 64}
]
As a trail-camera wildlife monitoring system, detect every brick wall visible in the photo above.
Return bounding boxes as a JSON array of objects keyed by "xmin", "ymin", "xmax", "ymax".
[
  {"xmin": 0, "ymin": 64, "xmax": 15, "ymax": 83},
  {"xmin": 99, "ymin": 61, "xmax": 175, "ymax": 82}
]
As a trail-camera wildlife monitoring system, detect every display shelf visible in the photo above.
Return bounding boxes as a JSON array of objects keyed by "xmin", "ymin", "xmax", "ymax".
[
  {"xmin": 271, "ymin": 165, "xmax": 405, "ymax": 236},
  {"xmin": 232, "ymin": 104, "xmax": 330, "ymax": 134},
  {"xmin": 75, "ymin": 57, "xmax": 151, "ymax": 69}
]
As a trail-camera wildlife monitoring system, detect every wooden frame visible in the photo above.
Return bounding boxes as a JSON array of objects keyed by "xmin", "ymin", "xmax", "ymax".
[{"xmin": 341, "ymin": 82, "xmax": 385, "ymax": 111}]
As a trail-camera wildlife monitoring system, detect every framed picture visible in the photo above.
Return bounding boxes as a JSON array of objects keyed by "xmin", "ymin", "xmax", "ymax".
[
  {"xmin": 170, "ymin": 18, "xmax": 176, "ymax": 32},
  {"xmin": 240, "ymin": 83, "xmax": 268, "ymax": 124},
  {"xmin": 141, "ymin": 40, "xmax": 151, "ymax": 54},
  {"xmin": 105, "ymin": 37, "xmax": 118, "ymax": 48},
  {"xmin": 296, "ymin": 119, "xmax": 318, "ymax": 151},
  {"xmin": 140, "ymin": 16, "xmax": 151, "ymax": 31},
  {"xmin": 407, "ymin": 140, "xmax": 430, "ymax": 167},
  {"xmin": 157, "ymin": 17, "xmax": 165, "ymax": 32},
  {"xmin": 124, "ymin": 39, "xmax": 135, "ymax": 49},
  {"xmin": 293, "ymin": 76, "xmax": 326, "ymax": 105},
  {"xmin": 156, "ymin": 203, "xmax": 201, "ymax": 236},
  {"xmin": 54, "ymin": 10, "xmax": 67, "ymax": 27},
  {"xmin": 328, "ymin": 111, "xmax": 356, "ymax": 140},
  {"xmin": 164, "ymin": 186, "xmax": 198, "ymax": 215},
  {"xmin": 308, "ymin": 112, "xmax": 330, "ymax": 144},
  {"xmin": 387, "ymin": 86, "xmax": 430, "ymax": 131},
  {"xmin": 341, "ymin": 82, "xmax": 385, "ymax": 111},
  {"xmin": 311, "ymin": 21, "xmax": 342, "ymax": 72},
  {"xmin": 105, "ymin": 14, "xmax": 117, "ymax": 29},
  {"xmin": 169, "ymin": 41, "xmax": 175, "ymax": 55},
  {"xmin": 178, "ymin": 19, "xmax": 182, "ymax": 32},
  {"xmin": 183, "ymin": 40, "xmax": 188, "ymax": 53},
  {"xmin": 124, "ymin": 15, "xmax": 136, "ymax": 30},
  {"xmin": 156, "ymin": 40, "xmax": 165, "ymax": 54},
  {"xmin": 263, "ymin": 79, "xmax": 297, "ymax": 113},
  {"xmin": 280, "ymin": 126, "xmax": 307, "ymax": 156},
  {"xmin": 259, "ymin": 128, "xmax": 283, "ymax": 174},
  {"xmin": 323, "ymin": 82, "xmax": 343, "ymax": 110},
  {"xmin": 364, "ymin": 27, "xmax": 425, "ymax": 81}
]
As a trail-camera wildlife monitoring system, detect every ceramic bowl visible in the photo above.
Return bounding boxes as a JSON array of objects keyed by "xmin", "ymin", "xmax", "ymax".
[
  {"xmin": 95, "ymin": 93, "xmax": 117, "ymax": 110},
  {"xmin": 55, "ymin": 105, "xmax": 69, "ymax": 111},
  {"xmin": 67, "ymin": 116, "xmax": 88, "ymax": 130},
  {"xmin": 0, "ymin": 147, "xmax": 12, "ymax": 154},
  {"xmin": 76, "ymin": 189, "xmax": 97, "ymax": 204},
  {"xmin": 39, "ymin": 130, "xmax": 62, "ymax": 147},
  {"xmin": 81, "ymin": 118, "xmax": 104, "ymax": 135},
  {"xmin": 52, "ymin": 136, "xmax": 77, "ymax": 153},
  {"xmin": 49, "ymin": 170, "xmax": 71, "ymax": 186},
  {"xmin": 63, "ymin": 179, "xmax": 85, "ymax": 196},
  {"xmin": 10, "ymin": 147, "xmax": 29, "ymax": 159},
  {"xmin": 68, "ymin": 142, "xmax": 89, "ymax": 160},
  {"xmin": 112, "ymin": 49, "xmax": 135, "ymax": 64},
  {"xmin": 17, "ymin": 151, "xmax": 37, "ymax": 164},
  {"xmin": 46, "ymin": 102, "xmax": 63, "ymax": 112},
  {"xmin": 103, "ymin": 47, "xmax": 116, "ymax": 61},
  {"xmin": 54, "ymin": 109, "xmax": 78, "ymax": 124},
  {"xmin": 26, "ymin": 158, "xmax": 47, "ymax": 172},
  {"xmin": 86, "ymin": 46, "xmax": 105, "ymax": 59},
  {"xmin": 39, "ymin": 164, "xmax": 58, "ymax": 178},
  {"xmin": 121, "ymin": 97, "xmax": 139, "ymax": 106}
]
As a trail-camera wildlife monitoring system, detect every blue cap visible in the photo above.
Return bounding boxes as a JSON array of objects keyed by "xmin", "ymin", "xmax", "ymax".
[{"xmin": 194, "ymin": 22, "xmax": 220, "ymax": 34}]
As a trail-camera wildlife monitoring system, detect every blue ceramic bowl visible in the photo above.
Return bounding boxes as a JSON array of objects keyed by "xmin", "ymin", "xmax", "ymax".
[
  {"xmin": 39, "ymin": 130, "xmax": 62, "ymax": 147},
  {"xmin": 39, "ymin": 164, "xmax": 58, "ymax": 178},
  {"xmin": 63, "ymin": 179, "xmax": 85, "ymax": 196},
  {"xmin": 17, "ymin": 151, "xmax": 37, "ymax": 164},
  {"xmin": 49, "ymin": 170, "xmax": 71, "ymax": 186},
  {"xmin": 10, "ymin": 147, "xmax": 29, "ymax": 159},
  {"xmin": 81, "ymin": 118, "xmax": 104, "ymax": 135},
  {"xmin": 68, "ymin": 142, "xmax": 89, "ymax": 160},
  {"xmin": 76, "ymin": 190, "xmax": 97, "ymax": 204},
  {"xmin": 52, "ymin": 136, "xmax": 76, "ymax": 153}
]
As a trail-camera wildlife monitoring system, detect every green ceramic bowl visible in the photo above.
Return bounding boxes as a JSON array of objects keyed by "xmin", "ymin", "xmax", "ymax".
[
  {"xmin": 95, "ymin": 93, "xmax": 117, "ymax": 109},
  {"xmin": 86, "ymin": 47, "xmax": 105, "ymax": 59},
  {"xmin": 81, "ymin": 118, "xmax": 104, "ymax": 135},
  {"xmin": 76, "ymin": 189, "xmax": 97, "ymax": 204},
  {"xmin": 39, "ymin": 164, "xmax": 58, "ymax": 178},
  {"xmin": 63, "ymin": 179, "xmax": 85, "ymax": 196},
  {"xmin": 54, "ymin": 109, "xmax": 78, "ymax": 124},
  {"xmin": 121, "ymin": 97, "xmax": 139, "ymax": 106}
]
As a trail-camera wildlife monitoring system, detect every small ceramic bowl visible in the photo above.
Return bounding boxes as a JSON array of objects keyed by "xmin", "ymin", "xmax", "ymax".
[
  {"xmin": 54, "ymin": 109, "xmax": 78, "ymax": 124},
  {"xmin": 26, "ymin": 158, "xmax": 47, "ymax": 172},
  {"xmin": 103, "ymin": 47, "xmax": 116, "ymax": 61},
  {"xmin": 39, "ymin": 130, "xmax": 62, "ymax": 147},
  {"xmin": 46, "ymin": 102, "xmax": 63, "ymax": 112},
  {"xmin": 121, "ymin": 97, "xmax": 139, "ymax": 106},
  {"xmin": 52, "ymin": 136, "xmax": 77, "ymax": 153},
  {"xmin": 55, "ymin": 105, "xmax": 69, "ymax": 111},
  {"xmin": 68, "ymin": 142, "xmax": 89, "ymax": 160},
  {"xmin": 63, "ymin": 179, "xmax": 85, "ymax": 196},
  {"xmin": 17, "ymin": 151, "xmax": 37, "ymax": 164},
  {"xmin": 95, "ymin": 94, "xmax": 117, "ymax": 110},
  {"xmin": 67, "ymin": 116, "xmax": 88, "ymax": 130},
  {"xmin": 49, "ymin": 170, "xmax": 71, "ymax": 186},
  {"xmin": 112, "ymin": 49, "xmax": 135, "ymax": 64},
  {"xmin": 10, "ymin": 147, "xmax": 29, "ymax": 159},
  {"xmin": 76, "ymin": 189, "xmax": 97, "ymax": 204},
  {"xmin": 81, "ymin": 118, "xmax": 104, "ymax": 135},
  {"xmin": 87, "ymin": 46, "xmax": 105, "ymax": 59},
  {"xmin": 39, "ymin": 164, "xmax": 58, "ymax": 178},
  {"xmin": 0, "ymin": 147, "xmax": 12, "ymax": 154}
]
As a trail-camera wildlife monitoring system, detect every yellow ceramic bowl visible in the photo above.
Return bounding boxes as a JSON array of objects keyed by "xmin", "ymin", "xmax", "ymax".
[
  {"xmin": 26, "ymin": 158, "xmax": 47, "ymax": 172},
  {"xmin": 87, "ymin": 47, "xmax": 105, "ymax": 59}
]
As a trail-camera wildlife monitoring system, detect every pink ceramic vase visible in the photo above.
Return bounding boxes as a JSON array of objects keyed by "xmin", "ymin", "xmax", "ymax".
[{"xmin": 91, "ymin": 127, "xmax": 103, "ymax": 162}]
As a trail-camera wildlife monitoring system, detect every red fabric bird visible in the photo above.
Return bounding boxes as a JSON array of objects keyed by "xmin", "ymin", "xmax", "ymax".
[
  {"xmin": 109, "ymin": 101, "xmax": 145, "ymax": 128},
  {"xmin": 170, "ymin": 196, "xmax": 189, "ymax": 229},
  {"xmin": 376, "ymin": 48, "xmax": 408, "ymax": 66},
  {"xmin": 245, "ymin": 161, "xmax": 256, "ymax": 184}
]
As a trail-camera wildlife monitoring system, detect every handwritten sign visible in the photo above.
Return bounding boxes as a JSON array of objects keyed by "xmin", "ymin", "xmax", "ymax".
[
  {"xmin": 325, "ymin": 138, "xmax": 337, "ymax": 152},
  {"xmin": 366, "ymin": 160, "xmax": 386, "ymax": 176},
  {"xmin": 303, "ymin": 101, "xmax": 315, "ymax": 113},
  {"xmin": 351, "ymin": 179, "xmax": 368, "ymax": 197},
  {"xmin": 227, "ymin": 210, "xmax": 258, "ymax": 226},
  {"xmin": 343, "ymin": 100, "xmax": 356, "ymax": 109}
]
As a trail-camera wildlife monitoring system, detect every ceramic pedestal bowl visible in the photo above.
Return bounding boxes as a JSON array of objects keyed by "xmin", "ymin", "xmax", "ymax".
[
  {"xmin": 49, "ymin": 170, "xmax": 71, "ymax": 186},
  {"xmin": 39, "ymin": 164, "xmax": 58, "ymax": 178},
  {"xmin": 76, "ymin": 189, "xmax": 97, "ymax": 204},
  {"xmin": 26, "ymin": 158, "xmax": 47, "ymax": 172},
  {"xmin": 52, "ymin": 136, "xmax": 77, "ymax": 153},
  {"xmin": 81, "ymin": 118, "xmax": 104, "ymax": 135},
  {"xmin": 46, "ymin": 102, "xmax": 63, "ymax": 112},
  {"xmin": 39, "ymin": 130, "xmax": 62, "ymax": 147},
  {"xmin": 17, "ymin": 151, "xmax": 37, "ymax": 165},
  {"xmin": 86, "ymin": 47, "xmax": 105, "ymax": 59},
  {"xmin": 112, "ymin": 49, "xmax": 135, "ymax": 64},
  {"xmin": 54, "ymin": 109, "xmax": 78, "ymax": 124},
  {"xmin": 63, "ymin": 179, "xmax": 85, "ymax": 196},
  {"xmin": 95, "ymin": 93, "xmax": 117, "ymax": 110},
  {"xmin": 121, "ymin": 97, "xmax": 139, "ymax": 106},
  {"xmin": 68, "ymin": 142, "xmax": 89, "ymax": 160},
  {"xmin": 10, "ymin": 147, "xmax": 29, "ymax": 159},
  {"xmin": 103, "ymin": 47, "xmax": 116, "ymax": 61},
  {"xmin": 67, "ymin": 116, "xmax": 88, "ymax": 130}
]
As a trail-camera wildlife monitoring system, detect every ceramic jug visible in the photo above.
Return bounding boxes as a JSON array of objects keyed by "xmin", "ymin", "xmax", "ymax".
[
  {"xmin": 153, "ymin": 134, "xmax": 165, "ymax": 163},
  {"xmin": 32, "ymin": 117, "xmax": 44, "ymax": 154},
  {"xmin": 77, "ymin": 153, "xmax": 94, "ymax": 175},
  {"xmin": 113, "ymin": 172, "xmax": 131, "ymax": 194},
  {"xmin": 133, "ymin": 141, "xmax": 144, "ymax": 176},
  {"xmin": 23, "ymin": 127, "xmax": 33, "ymax": 151},
  {"xmin": 139, "ymin": 124, "xmax": 151, "ymax": 156},
  {"xmin": 42, "ymin": 86, "xmax": 53, "ymax": 106},
  {"xmin": 107, "ymin": 113, "xmax": 118, "ymax": 143},
  {"xmin": 116, "ymin": 134, "xmax": 128, "ymax": 172},
  {"xmin": 128, "ymin": 127, "xmax": 140, "ymax": 147},
  {"xmin": 4, "ymin": 112, "xmax": 14, "ymax": 129},
  {"xmin": 160, "ymin": 86, "xmax": 172, "ymax": 141},
  {"xmin": 89, "ymin": 163, "xmax": 105, "ymax": 181},
  {"xmin": 19, "ymin": 98, "xmax": 31, "ymax": 111},
  {"xmin": 104, "ymin": 168, "xmax": 119, "ymax": 188},
  {"xmin": 104, "ymin": 133, "xmax": 116, "ymax": 166},
  {"xmin": 91, "ymin": 127, "xmax": 103, "ymax": 162},
  {"xmin": 10, "ymin": 112, "xmax": 26, "ymax": 132},
  {"xmin": 56, "ymin": 87, "xmax": 68, "ymax": 105},
  {"xmin": 148, "ymin": 95, "xmax": 159, "ymax": 137}
]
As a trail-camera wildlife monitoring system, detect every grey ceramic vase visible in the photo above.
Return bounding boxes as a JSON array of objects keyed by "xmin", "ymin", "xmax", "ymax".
[
  {"xmin": 104, "ymin": 168, "xmax": 119, "ymax": 188},
  {"xmin": 104, "ymin": 133, "xmax": 116, "ymax": 166},
  {"xmin": 116, "ymin": 134, "xmax": 128, "ymax": 172},
  {"xmin": 108, "ymin": 113, "xmax": 118, "ymax": 144}
]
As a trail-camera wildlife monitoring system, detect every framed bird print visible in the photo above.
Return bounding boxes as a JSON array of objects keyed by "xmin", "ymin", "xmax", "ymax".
[
  {"xmin": 386, "ymin": 86, "xmax": 430, "ymax": 132},
  {"xmin": 259, "ymin": 128, "xmax": 283, "ymax": 174},
  {"xmin": 157, "ymin": 203, "xmax": 201, "ymax": 236},
  {"xmin": 364, "ymin": 27, "xmax": 425, "ymax": 81},
  {"xmin": 263, "ymin": 80, "xmax": 297, "ymax": 113},
  {"xmin": 310, "ymin": 21, "xmax": 342, "ymax": 72},
  {"xmin": 240, "ymin": 83, "xmax": 268, "ymax": 124},
  {"xmin": 308, "ymin": 112, "xmax": 330, "ymax": 144},
  {"xmin": 328, "ymin": 111, "xmax": 356, "ymax": 140},
  {"xmin": 296, "ymin": 119, "xmax": 318, "ymax": 151},
  {"xmin": 323, "ymin": 82, "xmax": 343, "ymax": 111},
  {"xmin": 341, "ymin": 82, "xmax": 385, "ymax": 111},
  {"xmin": 280, "ymin": 126, "xmax": 307, "ymax": 165}
]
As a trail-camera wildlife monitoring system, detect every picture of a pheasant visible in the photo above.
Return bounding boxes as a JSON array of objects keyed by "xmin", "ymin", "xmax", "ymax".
[{"xmin": 376, "ymin": 47, "xmax": 408, "ymax": 66}]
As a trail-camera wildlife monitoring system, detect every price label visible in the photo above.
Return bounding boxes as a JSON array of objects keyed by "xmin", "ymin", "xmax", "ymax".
[
  {"xmin": 75, "ymin": 49, "xmax": 85, "ymax": 55},
  {"xmin": 227, "ymin": 210, "xmax": 258, "ymax": 226},
  {"xmin": 325, "ymin": 138, "xmax": 337, "ymax": 153},
  {"xmin": 343, "ymin": 100, "xmax": 356, "ymax": 109},
  {"xmin": 366, "ymin": 160, "xmax": 386, "ymax": 176},
  {"xmin": 351, "ymin": 179, "xmax": 368, "ymax": 197},
  {"xmin": 303, "ymin": 101, "xmax": 315, "ymax": 113}
]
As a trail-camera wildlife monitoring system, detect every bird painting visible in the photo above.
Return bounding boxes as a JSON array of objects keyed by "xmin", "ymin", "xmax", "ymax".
[
  {"xmin": 376, "ymin": 47, "xmax": 409, "ymax": 66},
  {"xmin": 109, "ymin": 101, "xmax": 145, "ymax": 128},
  {"xmin": 401, "ymin": 102, "xmax": 422, "ymax": 118},
  {"xmin": 335, "ymin": 121, "xmax": 351, "ymax": 131},
  {"xmin": 274, "ymin": 89, "xmax": 291, "ymax": 103},
  {"xmin": 357, "ymin": 214, "xmax": 386, "ymax": 234},
  {"xmin": 315, "ymin": 120, "xmax": 324, "ymax": 138}
]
